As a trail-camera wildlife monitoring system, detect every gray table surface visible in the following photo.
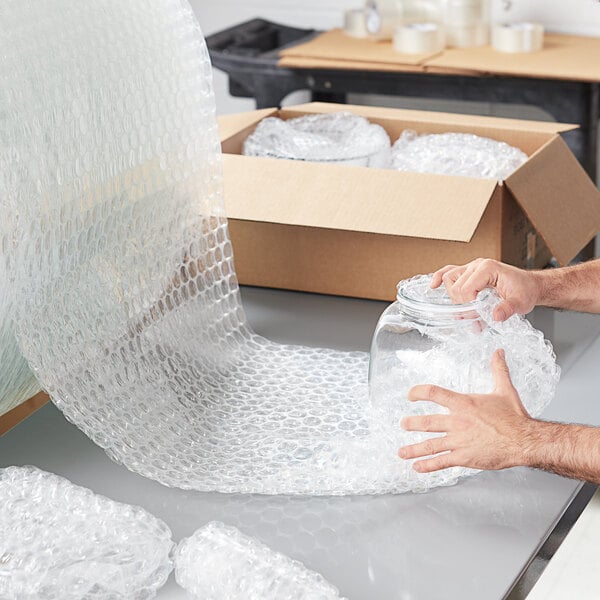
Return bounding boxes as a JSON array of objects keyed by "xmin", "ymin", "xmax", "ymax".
[{"xmin": 2, "ymin": 286, "xmax": 600, "ymax": 600}]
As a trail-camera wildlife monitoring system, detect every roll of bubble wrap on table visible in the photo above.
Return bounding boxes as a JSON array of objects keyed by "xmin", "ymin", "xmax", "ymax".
[
  {"xmin": 175, "ymin": 521, "xmax": 345, "ymax": 599},
  {"xmin": 0, "ymin": 0, "xmax": 558, "ymax": 496}
]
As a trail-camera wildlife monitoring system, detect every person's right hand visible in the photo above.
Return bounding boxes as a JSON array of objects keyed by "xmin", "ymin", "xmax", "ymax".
[{"xmin": 431, "ymin": 258, "xmax": 542, "ymax": 322}]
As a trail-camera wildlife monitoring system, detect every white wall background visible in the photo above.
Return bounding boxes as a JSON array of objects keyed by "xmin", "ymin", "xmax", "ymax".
[{"xmin": 191, "ymin": 0, "xmax": 600, "ymax": 116}]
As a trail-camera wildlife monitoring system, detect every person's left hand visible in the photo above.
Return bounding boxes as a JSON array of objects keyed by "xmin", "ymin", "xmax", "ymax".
[{"xmin": 398, "ymin": 349, "xmax": 535, "ymax": 473}]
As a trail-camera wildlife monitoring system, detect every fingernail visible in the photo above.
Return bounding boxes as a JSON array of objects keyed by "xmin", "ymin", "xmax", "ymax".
[
  {"xmin": 398, "ymin": 448, "xmax": 406, "ymax": 458},
  {"xmin": 498, "ymin": 349, "xmax": 506, "ymax": 360}
]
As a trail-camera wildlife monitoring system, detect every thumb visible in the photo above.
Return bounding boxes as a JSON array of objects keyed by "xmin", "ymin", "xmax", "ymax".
[
  {"xmin": 492, "ymin": 349, "xmax": 514, "ymax": 393},
  {"xmin": 493, "ymin": 300, "xmax": 516, "ymax": 322}
]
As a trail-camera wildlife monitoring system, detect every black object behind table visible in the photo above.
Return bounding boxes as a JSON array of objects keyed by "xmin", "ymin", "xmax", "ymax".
[{"xmin": 206, "ymin": 18, "xmax": 599, "ymax": 183}]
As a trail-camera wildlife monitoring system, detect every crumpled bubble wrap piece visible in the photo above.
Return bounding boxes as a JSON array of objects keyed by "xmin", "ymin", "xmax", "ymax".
[
  {"xmin": 391, "ymin": 130, "xmax": 528, "ymax": 180},
  {"xmin": 369, "ymin": 274, "xmax": 561, "ymax": 490},
  {"xmin": 0, "ymin": 466, "xmax": 174, "ymax": 600},
  {"xmin": 243, "ymin": 112, "xmax": 391, "ymax": 167},
  {"xmin": 174, "ymin": 521, "xmax": 345, "ymax": 600},
  {"xmin": 0, "ymin": 0, "xmax": 558, "ymax": 495}
]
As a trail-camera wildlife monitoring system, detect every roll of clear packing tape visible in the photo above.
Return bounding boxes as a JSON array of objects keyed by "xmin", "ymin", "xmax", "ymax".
[
  {"xmin": 394, "ymin": 22, "xmax": 445, "ymax": 54},
  {"xmin": 446, "ymin": 22, "xmax": 488, "ymax": 47},
  {"xmin": 445, "ymin": 0, "xmax": 485, "ymax": 27},
  {"xmin": 492, "ymin": 22, "xmax": 544, "ymax": 53},
  {"xmin": 344, "ymin": 9, "xmax": 369, "ymax": 38}
]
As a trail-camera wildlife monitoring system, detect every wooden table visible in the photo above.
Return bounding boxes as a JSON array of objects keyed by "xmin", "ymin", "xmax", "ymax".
[{"xmin": 207, "ymin": 22, "xmax": 600, "ymax": 181}]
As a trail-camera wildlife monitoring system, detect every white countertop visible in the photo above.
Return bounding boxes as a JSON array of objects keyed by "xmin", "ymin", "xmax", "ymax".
[{"xmin": 2, "ymin": 286, "xmax": 600, "ymax": 600}]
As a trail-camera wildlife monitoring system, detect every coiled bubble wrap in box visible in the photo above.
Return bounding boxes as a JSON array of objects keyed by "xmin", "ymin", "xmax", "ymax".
[
  {"xmin": 391, "ymin": 130, "xmax": 528, "ymax": 180},
  {"xmin": 242, "ymin": 112, "xmax": 391, "ymax": 167},
  {"xmin": 175, "ymin": 521, "xmax": 345, "ymax": 600},
  {"xmin": 0, "ymin": 466, "xmax": 174, "ymax": 600},
  {"xmin": 0, "ymin": 0, "xmax": 558, "ymax": 495}
]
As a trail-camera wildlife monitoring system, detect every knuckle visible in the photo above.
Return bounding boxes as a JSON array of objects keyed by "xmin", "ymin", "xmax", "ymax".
[
  {"xmin": 423, "ymin": 439, "xmax": 436, "ymax": 455},
  {"xmin": 427, "ymin": 385, "xmax": 439, "ymax": 401}
]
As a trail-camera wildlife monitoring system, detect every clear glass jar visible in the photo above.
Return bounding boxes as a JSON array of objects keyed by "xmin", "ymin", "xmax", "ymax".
[
  {"xmin": 369, "ymin": 274, "xmax": 497, "ymax": 413},
  {"xmin": 366, "ymin": 273, "xmax": 559, "ymax": 490}
]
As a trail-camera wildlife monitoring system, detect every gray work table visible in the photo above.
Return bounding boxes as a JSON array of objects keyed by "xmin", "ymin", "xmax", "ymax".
[{"xmin": 2, "ymin": 286, "xmax": 600, "ymax": 600}]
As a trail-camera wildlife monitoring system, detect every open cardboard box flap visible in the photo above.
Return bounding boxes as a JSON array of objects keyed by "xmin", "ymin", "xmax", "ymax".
[
  {"xmin": 218, "ymin": 103, "xmax": 598, "ymax": 255},
  {"xmin": 287, "ymin": 102, "xmax": 579, "ymax": 135},
  {"xmin": 505, "ymin": 136, "xmax": 600, "ymax": 265},
  {"xmin": 222, "ymin": 154, "xmax": 497, "ymax": 243}
]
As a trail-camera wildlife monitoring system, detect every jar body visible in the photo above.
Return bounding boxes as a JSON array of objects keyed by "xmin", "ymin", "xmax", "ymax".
[
  {"xmin": 366, "ymin": 274, "xmax": 559, "ymax": 491},
  {"xmin": 369, "ymin": 299, "xmax": 493, "ymax": 414}
]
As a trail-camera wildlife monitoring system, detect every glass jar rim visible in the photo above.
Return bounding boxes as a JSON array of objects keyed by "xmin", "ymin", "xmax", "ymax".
[{"xmin": 396, "ymin": 275, "xmax": 490, "ymax": 319}]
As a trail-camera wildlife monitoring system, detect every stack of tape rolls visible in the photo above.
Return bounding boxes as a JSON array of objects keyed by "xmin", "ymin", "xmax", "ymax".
[
  {"xmin": 444, "ymin": 0, "xmax": 488, "ymax": 48},
  {"xmin": 492, "ymin": 22, "xmax": 545, "ymax": 53},
  {"xmin": 343, "ymin": 5, "xmax": 397, "ymax": 40},
  {"xmin": 393, "ymin": 22, "xmax": 445, "ymax": 54},
  {"xmin": 344, "ymin": 9, "xmax": 369, "ymax": 38}
]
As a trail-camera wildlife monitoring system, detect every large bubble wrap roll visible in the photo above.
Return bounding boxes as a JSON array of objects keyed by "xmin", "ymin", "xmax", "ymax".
[
  {"xmin": 175, "ymin": 521, "xmax": 345, "ymax": 600},
  {"xmin": 0, "ymin": 0, "xmax": 559, "ymax": 495},
  {"xmin": 0, "ymin": 466, "xmax": 174, "ymax": 600}
]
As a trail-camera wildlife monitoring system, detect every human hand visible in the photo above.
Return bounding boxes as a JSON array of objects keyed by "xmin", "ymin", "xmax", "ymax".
[
  {"xmin": 398, "ymin": 350, "xmax": 535, "ymax": 473},
  {"xmin": 431, "ymin": 258, "xmax": 542, "ymax": 321}
]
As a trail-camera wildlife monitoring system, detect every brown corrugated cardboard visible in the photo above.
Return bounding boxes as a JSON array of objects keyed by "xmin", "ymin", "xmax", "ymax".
[
  {"xmin": 219, "ymin": 103, "xmax": 600, "ymax": 301},
  {"xmin": 278, "ymin": 32, "xmax": 600, "ymax": 83},
  {"xmin": 277, "ymin": 55, "xmax": 426, "ymax": 73},
  {"xmin": 279, "ymin": 28, "xmax": 439, "ymax": 66},
  {"xmin": 426, "ymin": 34, "xmax": 600, "ymax": 83}
]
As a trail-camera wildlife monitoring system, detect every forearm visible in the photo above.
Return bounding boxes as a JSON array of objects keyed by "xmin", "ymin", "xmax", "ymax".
[
  {"xmin": 520, "ymin": 419, "xmax": 600, "ymax": 484},
  {"xmin": 534, "ymin": 259, "xmax": 600, "ymax": 313}
]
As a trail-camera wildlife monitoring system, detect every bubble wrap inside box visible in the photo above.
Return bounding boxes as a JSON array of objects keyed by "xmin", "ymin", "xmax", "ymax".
[
  {"xmin": 0, "ymin": 466, "xmax": 174, "ymax": 600},
  {"xmin": 175, "ymin": 521, "xmax": 345, "ymax": 600},
  {"xmin": 0, "ymin": 0, "xmax": 558, "ymax": 495},
  {"xmin": 391, "ymin": 130, "xmax": 528, "ymax": 180},
  {"xmin": 242, "ymin": 112, "xmax": 391, "ymax": 167}
]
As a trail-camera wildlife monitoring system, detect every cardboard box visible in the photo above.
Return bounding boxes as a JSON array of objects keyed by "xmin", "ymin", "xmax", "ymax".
[{"xmin": 219, "ymin": 102, "xmax": 600, "ymax": 301}]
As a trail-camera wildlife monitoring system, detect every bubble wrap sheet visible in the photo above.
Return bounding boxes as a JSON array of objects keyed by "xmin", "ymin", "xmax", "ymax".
[
  {"xmin": 0, "ymin": 0, "xmax": 558, "ymax": 495},
  {"xmin": 175, "ymin": 522, "xmax": 345, "ymax": 600},
  {"xmin": 391, "ymin": 130, "xmax": 528, "ymax": 180},
  {"xmin": 242, "ymin": 113, "xmax": 391, "ymax": 167},
  {"xmin": 0, "ymin": 466, "xmax": 174, "ymax": 600},
  {"xmin": 0, "ymin": 253, "xmax": 40, "ymax": 415}
]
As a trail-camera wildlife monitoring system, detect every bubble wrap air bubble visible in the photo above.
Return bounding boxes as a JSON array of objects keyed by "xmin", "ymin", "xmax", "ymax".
[
  {"xmin": 175, "ymin": 522, "xmax": 345, "ymax": 600},
  {"xmin": 1, "ymin": 0, "xmax": 558, "ymax": 495},
  {"xmin": 0, "ymin": 466, "xmax": 174, "ymax": 600},
  {"xmin": 242, "ymin": 113, "xmax": 391, "ymax": 167},
  {"xmin": 391, "ymin": 130, "xmax": 529, "ymax": 180}
]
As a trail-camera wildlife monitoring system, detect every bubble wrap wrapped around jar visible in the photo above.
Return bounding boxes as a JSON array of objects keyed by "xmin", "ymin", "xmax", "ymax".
[
  {"xmin": 175, "ymin": 522, "xmax": 345, "ymax": 600},
  {"xmin": 242, "ymin": 113, "xmax": 391, "ymax": 167},
  {"xmin": 391, "ymin": 130, "xmax": 528, "ymax": 180},
  {"xmin": 0, "ymin": 0, "xmax": 558, "ymax": 495},
  {"xmin": 368, "ymin": 274, "xmax": 561, "ymax": 490},
  {"xmin": 0, "ymin": 466, "xmax": 174, "ymax": 600}
]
